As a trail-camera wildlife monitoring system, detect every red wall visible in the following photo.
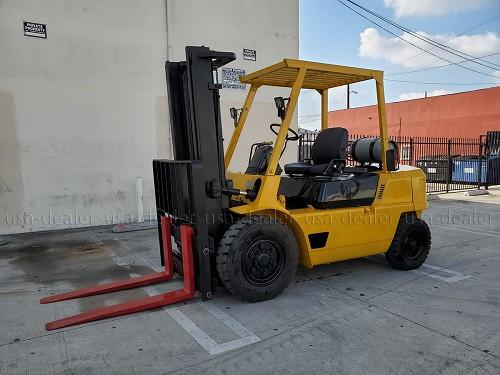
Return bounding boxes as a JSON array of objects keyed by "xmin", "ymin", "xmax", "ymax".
[{"xmin": 328, "ymin": 87, "xmax": 500, "ymax": 138}]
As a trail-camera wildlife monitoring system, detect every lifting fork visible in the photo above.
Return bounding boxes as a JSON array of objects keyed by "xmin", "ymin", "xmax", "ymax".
[{"xmin": 40, "ymin": 216, "xmax": 195, "ymax": 330}]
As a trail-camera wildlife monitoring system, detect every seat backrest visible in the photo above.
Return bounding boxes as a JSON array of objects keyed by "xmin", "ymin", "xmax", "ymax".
[
  {"xmin": 245, "ymin": 144, "xmax": 273, "ymax": 174},
  {"xmin": 311, "ymin": 127, "xmax": 349, "ymax": 164}
]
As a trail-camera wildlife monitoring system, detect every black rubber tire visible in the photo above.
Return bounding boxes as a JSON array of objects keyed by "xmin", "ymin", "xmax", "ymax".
[
  {"xmin": 385, "ymin": 214, "xmax": 431, "ymax": 270},
  {"xmin": 216, "ymin": 215, "xmax": 299, "ymax": 302}
]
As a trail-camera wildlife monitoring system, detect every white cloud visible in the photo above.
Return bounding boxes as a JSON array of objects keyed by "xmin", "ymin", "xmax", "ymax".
[
  {"xmin": 384, "ymin": 0, "xmax": 497, "ymax": 18},
  {"xmin": 398, "ymin": 89, "xmax": 451, "ymax": 101},
  {"xmin": 493, "ymin": 70, "xmax": 500, "ymax": 84},
  {"xmin": 359, "ymin": 28, "xmax": 500, "ymax": 68}
]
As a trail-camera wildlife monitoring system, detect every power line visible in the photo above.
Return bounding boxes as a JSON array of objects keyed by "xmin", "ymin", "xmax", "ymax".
[
  {"xmin": 299, "ymin": 116, "xmax": 321, "ymax": 125},
  {"xmin": 299, "ymin": 114, "xmax": 323, "ymax": 121},
  {"xmin": 335, "ymin": 0, "xmax": 499, "ymax": 78},
  {"xmin": 386, "ymin": 13, "xmax": 500, "ymax": 71},
  {"xmin": 385, "ymin": 79, "xmax": 499, "ymax": 86},
  {"xmin": 299, "ymin": 114, "xmax": 322, "ymax": 119},
  {"xmin": 387, "ymin": 52, "xmax": 500, "ymax": 76},
  {"xmin": 335, "ymin": 0, "xmax": 497, "ymax": 78},
  {"xmin": 345, "ymin": 0, "xmax": 500, "ymax": 70},
  {"xmin": 351, "ymin": 90, "xmax": 371, "ymax": 105}
]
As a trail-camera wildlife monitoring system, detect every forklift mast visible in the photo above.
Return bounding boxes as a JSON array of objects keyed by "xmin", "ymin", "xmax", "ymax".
[{"xmin": 154, "ymin": 46, "xmax": 236, "ymax": 298}]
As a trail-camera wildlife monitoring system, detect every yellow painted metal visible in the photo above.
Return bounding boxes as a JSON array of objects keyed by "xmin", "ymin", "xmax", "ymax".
[
  {"xmin": 229, "ymin": 167, "xmax": 425, "ymax": 268},
  {"xmin": 223, "ymin": 58, "xmax": 428, "ymax": 269},
  {"xmin": 224, "ymin": 84, "xmax": 259, "ymax": 169},
  {"xmin": 266, "ymin": 68, "xmax": 306, "ymax": 175},
  {"xmin": 375, "ymin": 76, "xmax": 389, "ymax": 172},
  {"xmin": 321, "ymin": 89, "xmax": 328, "ymax": 130},
  {"xmin": 240, "ymin": 59, "xmax": 381, "ymax": 89}
]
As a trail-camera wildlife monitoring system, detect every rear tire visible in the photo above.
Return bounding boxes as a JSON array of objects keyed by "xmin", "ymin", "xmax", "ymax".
[
  {"xmin": 385, "ymin": 214, "xmax": 431, "ymax": 270},
  {"xmin": 216, "ymin": 215, "xmax": 298, "ymax": 302}
]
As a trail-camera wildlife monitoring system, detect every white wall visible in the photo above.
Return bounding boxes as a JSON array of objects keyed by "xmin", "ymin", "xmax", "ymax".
[
  {"xmin": 165, "ymin": 0, "xmax": 299, "ymax": 172},
  {"xmin": 0, "ymin": 0, "xmax": 299, "ymax": 234}
]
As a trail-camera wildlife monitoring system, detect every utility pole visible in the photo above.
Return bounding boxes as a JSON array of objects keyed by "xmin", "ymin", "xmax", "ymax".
[{"xmin": 347, "ymin": 84, "xmax": 350, "ymax": 109}]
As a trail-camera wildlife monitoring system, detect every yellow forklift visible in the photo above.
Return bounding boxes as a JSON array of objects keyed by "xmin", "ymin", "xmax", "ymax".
[
  {"xmin": 219, "ymin": 57, "xmax": 430, "ymax": 301},
  {"xmin": 42, "ymin": 47, "xmax": 430, "ymax": 329}
]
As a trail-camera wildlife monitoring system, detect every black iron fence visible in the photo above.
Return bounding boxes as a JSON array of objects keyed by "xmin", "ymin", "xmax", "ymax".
[{"xmin": 298, "ymin": 130, "xmax": 500, "ymax": 193}]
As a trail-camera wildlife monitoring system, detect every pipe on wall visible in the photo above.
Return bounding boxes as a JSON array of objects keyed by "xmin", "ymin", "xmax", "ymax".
[
  {"xmin": 165, "ymin": 0, "xmax": 174, "ymax": 160},
  {"xmin": 136, "ymin": 177, "xmax": 144, "ymax": 223}
]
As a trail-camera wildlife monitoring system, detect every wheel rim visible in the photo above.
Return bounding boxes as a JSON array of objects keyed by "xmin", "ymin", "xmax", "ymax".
[
  {"xmin": 241, "ymin": 238, "xmax": 286, "ymax": 286},
  {"xmin": 402, "ymin": 228, "xmax": 426, "ymax": 260}
]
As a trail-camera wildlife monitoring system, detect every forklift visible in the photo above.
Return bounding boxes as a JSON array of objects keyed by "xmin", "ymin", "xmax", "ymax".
[{"xmin": 41, "ymin": 46, "xmax": 431, "ymax": 330}]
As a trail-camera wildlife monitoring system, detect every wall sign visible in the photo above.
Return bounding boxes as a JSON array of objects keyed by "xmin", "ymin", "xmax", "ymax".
[
  {"xmin": 24, "ymin": 21, "xmax": 47, "ymax": 39},
  {"xmin": 222, "ymin": 68, "xmax": 246, "ymax": 90},
  {"xmin": 243, "ymin": 48, "xmax": 256, "ymax": 61}
]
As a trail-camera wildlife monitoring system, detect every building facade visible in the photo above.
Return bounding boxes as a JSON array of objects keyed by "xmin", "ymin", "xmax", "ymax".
[
  {"xmin": 0, "ymin": 0, "xmax": 299, "ymax": 234},
  {"xmin": 328, "ymin": 87, "xmax": 500, "ymax": 138}
]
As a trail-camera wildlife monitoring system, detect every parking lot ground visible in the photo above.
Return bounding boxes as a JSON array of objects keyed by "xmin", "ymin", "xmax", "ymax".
[{"xmin": 1, "ymin": 188, "xmax": 500, "ymax": 374}]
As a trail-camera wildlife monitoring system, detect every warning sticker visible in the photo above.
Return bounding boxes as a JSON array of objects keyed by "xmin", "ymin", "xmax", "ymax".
[
  {"xmin": 243, "ymin": 49, "xmax": 256, "ymax": 61},
  {"xmin": 24, "ymin": 21, "xmax": 47, "ymax": 38},
  {"xmin": 222, "ymin": 68, "xmax": 246, "ymax": 90}
]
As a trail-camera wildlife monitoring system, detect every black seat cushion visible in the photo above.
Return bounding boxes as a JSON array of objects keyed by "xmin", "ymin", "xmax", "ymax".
[
  {"xmin": 284, "ymin": 162, "xmax": 339, "ymax": 176},
  {"xmin": 284, "ymin": 162, "xmax": 311, "ymax": 175},
  {"xmin": 308, "ymin": 163, "xmax": 333, "ymax": 175},
  {"xmin": 284, "ymin": 127, "xmax": 349, "ymax": 176}
]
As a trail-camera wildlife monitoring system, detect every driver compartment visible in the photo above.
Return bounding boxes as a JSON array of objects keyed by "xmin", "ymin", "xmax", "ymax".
[{"xmin": 242, "ymin": 126, "xmax": 382, "ymax": 210}]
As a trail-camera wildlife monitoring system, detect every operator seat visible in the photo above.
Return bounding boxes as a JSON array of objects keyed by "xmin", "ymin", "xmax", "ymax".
[
  {"xmin": 245, "ymin": 144, "xmax": 282, "ymax": 175},
  {"xmin": 284, "ymin": 127, "xmax": 349, "ymax": 176}
]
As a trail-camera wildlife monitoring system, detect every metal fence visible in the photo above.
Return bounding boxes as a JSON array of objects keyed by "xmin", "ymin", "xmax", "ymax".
[{"xmin": 298, "ymin": 130, "xmax": 500, "ymax": 193}]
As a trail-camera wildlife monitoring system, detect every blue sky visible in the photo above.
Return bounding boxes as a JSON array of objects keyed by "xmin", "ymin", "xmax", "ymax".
[{"xmin": 298, "ymin": 0, "xmax": 500, "ymax": 129}]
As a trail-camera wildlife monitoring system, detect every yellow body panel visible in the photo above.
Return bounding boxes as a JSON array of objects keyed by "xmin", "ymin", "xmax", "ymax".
[
  {"xmin": 224, "ymin": 58, "xmax": 429, "ymax": 269},
  {"xmin": 227, "ymin": 167, "xmax": 427, "ymax": 269}
]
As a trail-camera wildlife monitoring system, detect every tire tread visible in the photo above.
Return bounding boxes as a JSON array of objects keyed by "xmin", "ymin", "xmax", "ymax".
[{"xmin": 216, "ymin": 215, "xmax": 298, "ymax": 301}]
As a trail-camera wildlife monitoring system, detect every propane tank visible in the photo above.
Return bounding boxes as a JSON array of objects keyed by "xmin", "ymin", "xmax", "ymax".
[{"xmin": 350, "ymin": 137, "xmax": 397, "ymax": 164}]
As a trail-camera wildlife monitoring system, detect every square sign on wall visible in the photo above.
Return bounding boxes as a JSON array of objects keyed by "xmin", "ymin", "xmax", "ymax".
[
  {"xmin": 24, "ymin": 21, "xmax": 47, "ymax": 38},
  {"xmin": 243, "ymin": 49, "xmax": 256, "ymax": 61},
  {"xmin": 222, "ymin": 68, "xmax": 246, "ymax": 90}
]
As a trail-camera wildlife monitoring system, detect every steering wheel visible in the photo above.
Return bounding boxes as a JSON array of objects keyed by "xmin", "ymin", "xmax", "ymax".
[{"xmin": 270, "ymin": 123, "xmax": 299, "ymax": 141}]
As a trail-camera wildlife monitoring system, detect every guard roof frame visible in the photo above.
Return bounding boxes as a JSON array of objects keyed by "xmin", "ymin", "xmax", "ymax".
[{"xmin": 240, "ymin": 59, "xmax": 384, "ymax": 89}]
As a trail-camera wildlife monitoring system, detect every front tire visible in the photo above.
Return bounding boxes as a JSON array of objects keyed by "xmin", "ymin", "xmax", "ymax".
[
  {"xmin": 385, "ymin": 214, "xmax": 431, "ymax": 270},
  {"xmin": 216, "ymin": 215, "xmax": 299, "ymax": 302}
]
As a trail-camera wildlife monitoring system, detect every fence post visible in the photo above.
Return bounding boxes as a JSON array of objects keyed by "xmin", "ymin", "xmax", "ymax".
[
  {"xmin": 409, "ymin": 137, "xmax": 414, "ymax": 166},
  {"xmin": 480, "ymin": 135, "xmax": 487, "ymax": 190},
  {"xmin": 447, "ymin": 139, "xmax": 452, "ymax": 193},
  {"xmin": 298, "ymin": 132, "xmax": 303, "ymax": 162}
]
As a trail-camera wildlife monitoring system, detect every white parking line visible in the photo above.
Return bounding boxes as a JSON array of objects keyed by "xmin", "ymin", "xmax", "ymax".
[
  {"xmin": 415, "ymin": 264, "xmax": 472, "ymax": 283},
  {"xmin": 200, "ymin": 302, "xmax": 257, "ymax": 339},
  {"xmin": 167, "ymin": 306, "xmax": 260, "ymax": 355},
  {"xmin": 106, "ymin": 244, "xmax": 260, "ymax": 355}
]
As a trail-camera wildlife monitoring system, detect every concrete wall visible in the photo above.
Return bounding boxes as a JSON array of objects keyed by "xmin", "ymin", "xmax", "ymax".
[
  {"xmin": 0, "ymin": 0, "xmax": 299, "ymax": 234},
  {"xmin": 165, "ymin": 0, "xmax": 299, "ymax": 172},
  {"xmin": 328, "ymin": 87, "xmax": 500, "ymax": 138}
]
